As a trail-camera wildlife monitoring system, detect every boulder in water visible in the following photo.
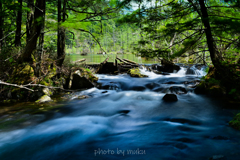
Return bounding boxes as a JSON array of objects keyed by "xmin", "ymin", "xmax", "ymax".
[
  {"xmin": 145, "ymin": 83, "xmax": 160, "ymax": 90},
  {"xmin": 152, "ymin": 60, "xmax": 180, "ymax": 73},
  {"xmin": 162, "ymin": 94, "xmax": 178, "ymax": 102},
  {"xmin": 186, "ymin": 67, "xmax": 196, "ymax": 75},
  {"xmin": 35, "ymin": 95, "xmax": 52, "ymax": 103},
  {"xmin": 128, "ymin": 68, "xmax": 148, "ymax": 78},
  {"xmin": 68, "ymin": 69, "xmax": 98, "ymax": 90},
  {"xmin": 71, "ymin": 74, "xmax": 94, "ymax": 90}
]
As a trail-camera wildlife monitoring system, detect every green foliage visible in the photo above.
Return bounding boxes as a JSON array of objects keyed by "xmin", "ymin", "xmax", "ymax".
[
  {"xmin": 229, "ymin": 88, "xmax": 237, "ymax": 95},
  {"xmin": 229, "ymin": 113, "xmax": 240, "ymax": 130}
]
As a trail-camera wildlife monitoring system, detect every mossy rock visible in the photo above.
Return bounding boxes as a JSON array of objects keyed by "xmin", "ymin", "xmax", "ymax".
[
  {"xmin": 11, "ymin": 65, "xmax": 35, "ymax": 85},
  {"xmin": 35, "ymin": 95, "xmax": 52, "ymax": 103},
  {"xmin": 229, "ymin": 113, "xmax": 240, "ymax": 130},
  {"xmin": 128, "ymin": 68, "xmax": 148, "ymax": 78},
  {"xmin": 79, "ymin": 68, "xmax": 98, "ymax": 82}
]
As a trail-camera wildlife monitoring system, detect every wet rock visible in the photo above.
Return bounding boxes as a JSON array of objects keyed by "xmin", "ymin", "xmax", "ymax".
[
  {"xmin": 65, "ymin": 68, "xmax": 98, "ymax": 90},
  {"xmin": 186, "ymin": 67, "xmax": 196, "ymax": 75},
  {"xmin": 36, "ymin": 95, "xmax": 52, "ymax": 103},
  {"xmin": 131, "ymin": 86, "xmax": 146, "ymax": 91},
  {"xmin": 161, "ymin": 59, "xmax": 180, "ymax": 73},
  {"xmin": 128, "ymin": 68, "xmax": 148, "ymax": 78},
  {"xmin": 71, "ymin": 74, "xmax": 94, "ymax": 90},
  {"xmin": 164, "ymin": 81, "xmax": 176, "ymax": 84},
  {"xmin": 162, "ymin": 94, "xmax": 178, "ymax": 102},
  {"xmin": 145, "ymin": 83, "xmax": 160, "ymax": 90},
  {"xmin": 162, "ymin": 72, "xmax": 171, "ymax": 75},
  {"xmin": 100, "ymin": 82, "xmax": 120, "ymax": 90},
  {"xmin": 195, "ymin": 64, "xmax": 206, "ymax": 70},
  {"xmin": 118, "ymin": 110, "xmax": 130, "ymax": 115},
  {"xmin": 168, "ymin": 86, "xmax": 187, "ymax": 94},
  {"xmin": 153, "ymin": 88, "xmax": 164, "ymax": 92},
  {"xmin": 43, "ymin": 88, "xmax": 52, "ymax": 96},
  {"xmin": 152, "ymin": 60, "xmax": 180, "ymax": 73},
  {"xmin": 77, "ymin": 95, "xmax": 89, "ymax": 99},
  {"xmin": 152, "ymin": 70, "xmax": 170, "ymax": 75},
  {"xmin": 102, "ymin": 91, "xmax": 108, "ymax": 94}
]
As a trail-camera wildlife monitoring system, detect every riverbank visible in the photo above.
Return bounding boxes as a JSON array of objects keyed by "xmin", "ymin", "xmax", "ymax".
[{"xmin": 1, "ymin": 64, "xmax": 240, "ymax": 160}]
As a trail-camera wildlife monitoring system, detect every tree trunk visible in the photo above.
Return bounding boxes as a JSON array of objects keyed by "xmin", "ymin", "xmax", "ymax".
[
  {"xmin": 35, "ymin": 1, "xmax": 46, "ymax": 77},
  {"xmin": 0, "ymin": 1, "xmax": 3, "ymax": 51},
  {"xmin": 26, "ymin": 0, "xmax": 34, "ymax": 43},
  {"xmin": 15, "ymin": 0, "xmax": 22, "ymax": 47},
  {"xmin": 22, "ymin": 0, "xmax": 46, "ymax": 62},
  {"xmin": 197, "ymin": 0, "xmax": 218, "ymax": 66},
  {"xmin": 57, "ymin": 0, "xmax": 67, "ymax": 68}
]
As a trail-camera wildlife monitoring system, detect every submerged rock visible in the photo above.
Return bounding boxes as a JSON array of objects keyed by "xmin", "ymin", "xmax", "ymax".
[
  {"xmin": 162, "ymin": 94, "xmax": 178, "ymax": 102},
  {"xmin": 36, "ymin": 95, "xmax": 52, "ymax": 103},
  {"xmin": 152, "ymin": 59, "xmax": 180, "ymax": 73},
  {"xmin": 128, "ymin": 68, "xmax": 148, "ymax": 78},
  {"xmin": 186, "ymin": 67, "xmax": 196, "ymax": 75},
  {"xmin": 168, "ymin": 86, "xmax": 188, "ymax": 94}
]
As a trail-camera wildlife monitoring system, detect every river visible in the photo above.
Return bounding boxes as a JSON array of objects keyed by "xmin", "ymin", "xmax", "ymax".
[{"xmin": 0, "ymin": 66, "xmax": 240, "ymax": 160}]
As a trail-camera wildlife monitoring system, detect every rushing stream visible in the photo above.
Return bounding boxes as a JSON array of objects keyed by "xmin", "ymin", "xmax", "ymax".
[{"xmin": 1, "ymin": 66, "xmax": 240, "ymax": 160}]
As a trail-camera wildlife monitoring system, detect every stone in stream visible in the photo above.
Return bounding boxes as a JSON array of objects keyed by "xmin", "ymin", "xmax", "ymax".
[
  {"xmin": 128, "ymin": 68, "xmax": 148, "ymax": 78},
  {"xmin": 152, "ymin": 59, "xmax": 180, "ymax": 73},
  {"xmin": 168, "ymin": 86, "xmax": 188, "ymax": 94},
  {"xmin": 186, "ymin": 67, "xmax": 196, "ymax": 75},
  {"xmin": 102, "ymin": 91, "xmax": 108, "ymax": 94},
  {"xmin": 162, "ymin": 94, "xmax": 178, "ymax": 102},
  {"xmin": 145, "ymin": 83, "xmax": 160, "ymax": 90},
  {"xmin": 67, "ymin": 69, "xmax": 98, "ymax": 90},
  {"xmin": 35, "ymin": 95, "xmax": 52, "ymax": 103},
  {"xmin": 71, "ymin": 74, "xmax": 94, "ymax": 89}
]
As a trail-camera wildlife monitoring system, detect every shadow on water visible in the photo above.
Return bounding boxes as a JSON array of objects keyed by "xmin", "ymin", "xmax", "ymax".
[{"xmin": 0, "ymin": 66, "xmax": 240, "ymax": 160}]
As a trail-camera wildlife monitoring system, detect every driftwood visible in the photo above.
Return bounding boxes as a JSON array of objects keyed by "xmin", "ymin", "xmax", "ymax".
[
  {"xmin": 123, "ymin": 58, "xmax": 139, "ymax": 65},
  {"xmin": 74, "ymin": 58, "xmax": 86, "ymax": 64},
  {"xmin": 116, "ymin": 56, "xmax": 133, "ymax": 66}
]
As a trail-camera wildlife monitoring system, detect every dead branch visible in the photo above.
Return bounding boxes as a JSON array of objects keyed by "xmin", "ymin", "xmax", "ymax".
[
  {"xmin": 0, "ymin": 80, "xmax": 34, "ymax": 91},
  {"xmin": 0, "ymin": 80, "xmax": 77, "ymax": 92}
]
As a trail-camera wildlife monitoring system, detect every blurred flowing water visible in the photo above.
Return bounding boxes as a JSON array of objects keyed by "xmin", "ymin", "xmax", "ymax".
[{"xmin": 0, "ymin": 66, "xmax": 240, "ymax": 160}]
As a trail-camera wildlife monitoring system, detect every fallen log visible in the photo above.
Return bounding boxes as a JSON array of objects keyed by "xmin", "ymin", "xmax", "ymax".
[
  {"xmin": 123, "ymin": 58, "xmax": 139, "ymax": 65},
  {"xmin": 102, "ymin": 57, "xmax": 109, "ymax": 65},
  {"xmin": 74, "ymin": 58, "xmax": 86, "ymax": 64},
  {"xmin": 116, "ymin": 56, "xmax": 133, "ymax": 66}
]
